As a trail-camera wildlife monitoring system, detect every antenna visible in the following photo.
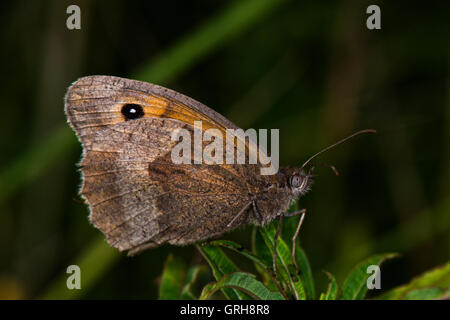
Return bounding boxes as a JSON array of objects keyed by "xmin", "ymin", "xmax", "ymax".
[{"xmin": 300, "ymin": 129, "xmax": 376, "ymax": 170}]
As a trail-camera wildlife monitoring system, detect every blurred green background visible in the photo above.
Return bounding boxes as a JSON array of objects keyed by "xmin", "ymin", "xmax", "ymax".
[{"xmin": 0, "ymin": 0, "xmax": 449, "ymax": 299}]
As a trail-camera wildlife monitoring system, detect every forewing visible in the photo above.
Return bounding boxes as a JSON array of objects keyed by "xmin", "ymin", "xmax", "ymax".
[
  {"xmin": 65, "ymin": 76, "xmax": 260, "ymax": 253},
  {"xmin": 65, "ymin": 75, "xmax": 240, "ymax": 147}
]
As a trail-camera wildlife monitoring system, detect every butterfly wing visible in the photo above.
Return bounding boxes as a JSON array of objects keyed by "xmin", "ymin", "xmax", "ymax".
[
  {"xmin": 65, "ymin": 76, "xmax": 261, "ymax": 253},
  {"xmin": 65, "ymin": 75, "xmax": 240, "ymax": 145}
]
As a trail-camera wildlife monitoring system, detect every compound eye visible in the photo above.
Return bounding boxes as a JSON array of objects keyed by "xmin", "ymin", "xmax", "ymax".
[{"xmin": 290, "ymin": 175, "xmax": 303, "ymax": 188}]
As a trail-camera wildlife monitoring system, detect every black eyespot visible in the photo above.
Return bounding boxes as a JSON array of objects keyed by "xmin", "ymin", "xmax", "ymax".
[{"xmin": 121, "ymin": 104, "xmax": 144, "ymax": 120}]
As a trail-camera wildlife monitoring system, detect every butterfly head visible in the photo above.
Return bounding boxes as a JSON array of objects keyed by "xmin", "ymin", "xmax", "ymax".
[
  {"xmin": 289, "ymin": 168, "xmax": 314, "ymax": 197},
  {"xmin": 289, "ymin": 129, "xmax": 377, "ymax": 198}
]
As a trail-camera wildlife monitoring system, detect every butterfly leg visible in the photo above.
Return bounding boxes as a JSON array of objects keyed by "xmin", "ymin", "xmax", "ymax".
[
  {"xmin": 227, "ymin": 201, "xmax": 252, "ymax": 228},
  {"xmin": 285, "ymin": 209, "xmax": 306, "ymax": 273},
  {"xmin": 251, "ymin": 200, "xmax": 264, "ymax": 224},
  {"xmin": 272, "ymin": 213, "xmax": 283, "ymax": 277}
]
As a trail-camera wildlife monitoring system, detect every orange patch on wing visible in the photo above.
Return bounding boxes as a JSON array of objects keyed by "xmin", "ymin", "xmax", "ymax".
[
  {"xmin": 112, "ymin": 93, "xmax": 224, "ymax": 134},
  {"xmin": 142, "ymin": 96, "xmax": 169, "ymax": 117},
  {"xmin": 141, "ymin": 95, "xmax": 260, "ymax": 161},
  {"xmin": 114, "ymin": 93, "xmax": 258, "ymax": 159},
  {"xmin": 142, "ymin": 95, "xmax": 225, "ymax": 133}
]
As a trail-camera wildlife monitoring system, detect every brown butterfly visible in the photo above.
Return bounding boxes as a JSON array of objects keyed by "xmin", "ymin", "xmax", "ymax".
[{"xmin": 65, "ymin": 75, "xmax": 374, "ymax": 273}]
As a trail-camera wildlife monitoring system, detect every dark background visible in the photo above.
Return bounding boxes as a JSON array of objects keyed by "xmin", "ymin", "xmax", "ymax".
[{"xmin": 0, "ymin": 0, "xmax": 449, "ymax": 299}]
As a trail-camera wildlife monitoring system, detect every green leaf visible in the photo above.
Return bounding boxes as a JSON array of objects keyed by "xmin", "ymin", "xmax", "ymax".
[
  {"xmin": 278, "ymin": 203, "xmax": 316, "ymax": 299},
  {"xmin": 252, "ymin": 227, "xmax": 275, "ymax": 285},
  {"xmin": 197, "ymin": 245, "xmax": 249, "ymax": 300},
  {"xmin": 207, "ymin": 240, "xmax": 271, "ymax": 273},
  {"xmin": 262, "ymin": 203, "xmax": 316, "ymax": 299},
  {"xmin": 259, "ymin": 223, "xmax": 292, "ymax": 278},
  {"xmin": 181, "ymin": 266, "xmax": 203, "ymax": 300},
  {"xmin": 319, "ymin": 271, "xmax": 338, "ymax": 300},
  {"xmin": 404, "ymin": 287, "xmax": 448, "ymax": 300},
  {"xmin": 159, "ymin": 254, "xmax": 186, "ymax": 300},
  {"xmin": 199, "ymin": 272, "xmax": 285, "ymax": 300},
  {"xmin": 376, "ymin": 261, "xmax": 450, "ymax": 300},
  {"xmin": 292, "ymin": 278, "xmax": 307, "ymax": 300},
  {"xmin": 293, "ymin": 245, "xmax": 315, "ymax": 299},
  {"xmin": 341, "ymin": 253, "xmax": 398, "ymax": 300},
  {"xmin": 259, "ymin": 222, "xmax": 305, "ymax": 299},
  {"xmin": 209, "ymin": 239, "xmax": 291, "ymax": 298}
]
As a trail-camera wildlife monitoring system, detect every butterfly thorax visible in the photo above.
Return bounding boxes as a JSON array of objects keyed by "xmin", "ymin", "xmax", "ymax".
[{"xmin": 247, "ymin": 167, "xmax": 313, "ymax": 226}]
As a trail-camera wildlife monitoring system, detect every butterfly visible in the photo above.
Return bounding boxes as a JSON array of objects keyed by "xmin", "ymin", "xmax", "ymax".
[{"xmin": 65, "ymin": 75, "xmax": 374, "ymax": 273}]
